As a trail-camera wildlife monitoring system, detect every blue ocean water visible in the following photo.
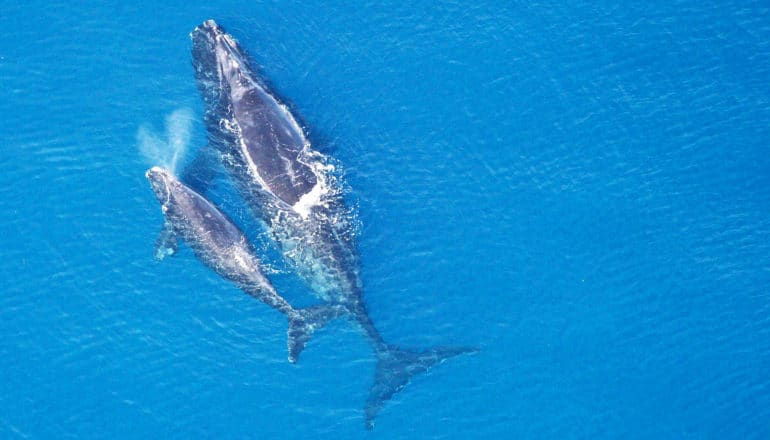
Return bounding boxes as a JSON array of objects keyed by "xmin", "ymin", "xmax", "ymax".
[{"xmin": 2, "ymin": 0, "xmax": 770, "ymax": 438}]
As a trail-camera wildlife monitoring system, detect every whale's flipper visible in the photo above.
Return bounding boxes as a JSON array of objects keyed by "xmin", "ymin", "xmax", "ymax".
[
  {"xmin": 153, "ymin": 144, "xmax": 220, "ymax": 260},
  {"xmin": 365, "ymin": 346, "xmax": 477, "ymax": 429},
  {"xmin": 287, "ymin": 304, "xmax": 348, "ymax": 363},
  {"xmin": 154, "ymin": 221, "xmax": 178, "ymax": 260}
]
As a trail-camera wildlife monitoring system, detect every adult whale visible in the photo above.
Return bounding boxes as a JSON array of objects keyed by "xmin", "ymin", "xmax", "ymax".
[
  {"xmin": 146, "ymin": 166, "xmax": 343, "ymax": 362},
  {"xmin": 184, "ymin": 19, "xmax": 475, "ymax": 428}
]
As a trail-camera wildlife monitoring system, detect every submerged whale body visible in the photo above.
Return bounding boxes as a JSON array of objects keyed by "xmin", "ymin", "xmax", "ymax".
[
  {"xmin": 146, "ymin": 166, "xmax": 343, "ymax": 362},
  {"xmin": 156, "ymin": 19, "xmax": 476, "ymax": 428}
]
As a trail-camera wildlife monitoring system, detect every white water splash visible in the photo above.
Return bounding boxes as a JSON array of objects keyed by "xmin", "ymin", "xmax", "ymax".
[{"xmin": 137, "ymin": 108, "xmax": 195, "ymax": 174}]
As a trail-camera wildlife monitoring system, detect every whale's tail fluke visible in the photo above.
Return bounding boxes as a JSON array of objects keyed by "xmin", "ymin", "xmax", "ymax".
[
  {"xmin": 287, "ymin": 304, "xmax": 348, "ymax": 363},
  {"xmin": 364, "ymin": 345, "xmax": 477, "ymax": 429}
]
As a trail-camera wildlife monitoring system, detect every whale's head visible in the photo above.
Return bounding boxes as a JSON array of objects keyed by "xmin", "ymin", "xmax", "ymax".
[
  {"xmin": 191, "ymin": 20, "xmax": 226, "ymax": 79},
  {"xmin": 146, "ymin": 166, "xmax": 180, "ymax": 211},
  {"xmin": 190, "ymin": 20, "xmax": 252, "ymax": 115}
]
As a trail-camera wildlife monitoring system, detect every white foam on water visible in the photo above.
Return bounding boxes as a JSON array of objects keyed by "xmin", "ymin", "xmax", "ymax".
[
  {"xmin": 137, "ymin": 108, "xmax": 195, "ymax": 174},
  {"xmin": 292, "ymin": 181, "xmax": 325, "ymax": 219},
  {"xmin": 296, "ymin": 151, "xmax": 361, "ymax": 244},
  {"xmin": 291, "ymin": 155, "xmax": 331, "ymax": 218}
]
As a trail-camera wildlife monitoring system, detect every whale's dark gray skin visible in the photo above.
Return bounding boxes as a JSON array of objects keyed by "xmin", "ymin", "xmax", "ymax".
[
  {"xmin": 154, "ymin": 146, "xmax": 219, "ymax": 260},
  {"xmin": 155, "ymin": 146, "xmax": 217, "ymax": 260},
  {"xmin": 191, "ymin": 20, "xmax": 316, "ymax": 206},
  {"xmin": 188, "ymin": 20, "xmax": 475, "ymax": 428},
  {"xmin": 146, "ymin": 166, "xmax": 343, "ymax": 362}
]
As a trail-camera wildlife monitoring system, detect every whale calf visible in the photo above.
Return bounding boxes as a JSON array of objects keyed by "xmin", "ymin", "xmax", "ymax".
[
  {"xmin": 186, "ymin": 20, "xmax": 476, "ymax": 428},
  {"xmin": 154, "ymin": 145, "xmax": 218, "ymax": 260},
  {"xmin": 146, "ymin": 166, "xmax": 343, "ymax": 362}
]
